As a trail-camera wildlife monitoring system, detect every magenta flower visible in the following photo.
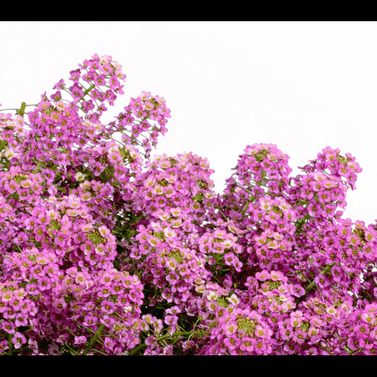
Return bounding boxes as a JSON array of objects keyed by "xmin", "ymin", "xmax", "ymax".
[
  {"xmin": 12, "ymin": 332, "xmax": 26, "ymax": 349},
  {"xmin": 48, "ymin": 343, "xmax": 61, "ymax": 355},
  {"xmin": 1, "ymin": 290, "xmax": 13, "ymax": 302},
  {"xmin": 348, "ymin": 337, "xmax": 365, "ymax": 351},
  {"xmin": 74, "ymin": 336, "xmax": 87, "ymax": 346},
  {"xmin": 83, "ymin": 314, "xmax": 97, "ymax": 327},
  {"xmin": 224, "ymin": 335, "xmax": 241, "ymax": 350},
  {"xmin": 224, "ymin": 321, "xmax": 238, "ymax": 336},
  {"xmin": 37, "ymin": 277, "xmax": 51, "ymax": 292},
  {"xmin": 52, "ymin": 298, "xmax": 67, "ymax": 312},
  {"xmin": 254, "ymin": 340, "xmax": 267, "ymax": 355},
  {"xmin": 101, "ymin": 300, "xmax": 115, "ymax": 315},
  {"xmin": 347, "ymin": 233, "xmax": 361, "ymax": 246},
  {"xmin": 239, "ymin": 336, "xmax": 254, "ymax": 353},
  {"xmin": 361, "ymin": 312, "xmax": 376, "ymax": 325},
  {"xmin": 315, "ymin": 275, "xmax": 330, "ymax": 289},
  {"xmin": 1, "ymin": 320, "xmax": 16, "ymax": 334}
]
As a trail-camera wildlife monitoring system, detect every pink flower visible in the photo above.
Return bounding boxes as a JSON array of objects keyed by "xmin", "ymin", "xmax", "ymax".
[
  {"xmin": 74, "ymin": 336, "xmax": 87, "ymax": 345},
  {"xmin": 52, "ymin": 298, "xmax": 67, "ymax": 312},
  {"xmin": 315, "ymin": 275, "xmax": 330, "ymax": 289},
  {"xmin": 102, "ymin": 300, "xmax": 115, "ymax": 315},
  {"xmin": 292, "ymin": 329, "xmax": 307, "ymax": 344},
  {"xmin": 240, "ymin": 336, "xmax": 255, "ymax": 353},
  {"xmin": 361, "ymin": 312, "xmax": 376, "ymax": 325},
  {"xmin": 164, "ymin": 228, "xmax": 177, "ymax": 239},
  {"xmin": 348, "ymin": 337, "xmax": 365, "ymax": 351},
  {"xmin": 255, "ymin": 271, "xmax": 270, "ymax": 281},
  {"xmin": 224, "ymin": 321, "xmax": 238, "ymax": 336},
  {"xmin": 254, "ymin": 340, "xmax": 267, "ymax": 354},
  {"xmin": 15, "ymin": 313, "xmax": 28, "ymax": 327},
  {"xmin": 83, "ymin": 301, "xmax": 95, "ymax": 311},
  {"xmin": 12, "ymin": 332, "xmax": 26, "ymax": 349},
  {"xmin": 98, "ymin": 225, "xmax": 110, "ymax": 237},
  {"xmin": 1, "ymin": 320, "xmax": 16, "ymax": 334},
  {"xmin": 95, "ymin": 244, "xmax": 106, "ymax": 256},
  {"xmin": 48, "ymin": 343, "xmax": 61, "ymax": 355},
  {"xmin": 347, "ymin": 233, "xmax": 360, "ymax": 246},
  {"xmin": 1, "ymin": 290, "xmax": 13, "ymax": 302},
  {"xmin": 224, "ymin": 335, "xmax": 240, "ymax": 350},
  {"xmin": 223, "ymin": 252, "xmax": 235, "ymax": 266},
  {"xmin": 255, "ymin": 325, "xmax": 267, "ymax": 339},
  {"xmin": 164, "ymin": 315, "xmax": 177, "ymax": 326},
  {"xmin": 166, "ymin": 258, "xmax": 178, "ymax": 271}
]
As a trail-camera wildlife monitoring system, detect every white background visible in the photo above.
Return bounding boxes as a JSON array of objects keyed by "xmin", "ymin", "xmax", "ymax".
[{"xmin": 1, "ymin": 22, "xmax": 377, "ymax": 227}]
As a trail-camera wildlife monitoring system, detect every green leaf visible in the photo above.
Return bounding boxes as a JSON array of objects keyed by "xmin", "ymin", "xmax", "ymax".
[{"xmin": 81, "ymin": 324, "xmax": 105, "ymax": 355}]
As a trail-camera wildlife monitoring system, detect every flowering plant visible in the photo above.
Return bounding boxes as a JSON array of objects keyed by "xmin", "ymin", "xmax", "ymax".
[{"xmin": 0, "ymin": 54, "xmax": 376, "ymax": 355}]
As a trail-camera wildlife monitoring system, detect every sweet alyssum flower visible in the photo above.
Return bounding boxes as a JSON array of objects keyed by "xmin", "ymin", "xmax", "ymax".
[{"xmin": 0, "ymin": 53, "xmax": 374, "ymax": 356}]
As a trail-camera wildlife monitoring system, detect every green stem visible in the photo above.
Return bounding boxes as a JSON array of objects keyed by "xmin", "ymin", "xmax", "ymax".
[
  {"xmin": 295, "ymin": 263, "xmax": 336, "ymax": 305},
  {"xmin": 81, "ymin": 323, "xmax": 104, "ymax": 355},
  {"xmin": 240, "ymin": 197, "xmax": 255, "ymax": 219},
  {"xmin": 12, "ymin": 242, "xmax": 23, "ymax": 253},
  {"xmin": 128, "ymin": 330, "xmax": 205, "ymax": 355},
  {"xmin": 7, "ymin": 334, "xmax": 13, "ymax": 355},
  {"xmin": 17, "ymin": 102, "xmax": 27, "ymax": 118},
  {"xmin": 63, "ymin": 342, "xmax": 79, "ymax": 355},
  {"xmin": 295, "ymin": 213, "xmax": 310, "ymax": 235},
  {"xmin": 79, "ymin": 84, "xmax": 96, "ymax": 102},
  {"xmin": 0, "ymin": 103, "xmax": 37, "ymax": 113},
  {"xmin": 32, "ymin": 161, "xmax": 44, "ymax": 174},
  {"xmin": 235, "ymin": 183, "xmax": 255, "ymax": 196}
]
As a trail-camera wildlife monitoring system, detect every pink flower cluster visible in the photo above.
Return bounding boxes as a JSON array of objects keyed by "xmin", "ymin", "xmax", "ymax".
[
  {"xmin": 1, "ymin": 54, "xmax": 377, "ymax": 355},
  {"xmin": 109, "ymin": 91, "xmax": 171, "ymax": 159},
  {"xmin": 0, "ymin": 246, "xmax": 143, "ymax": 354}
]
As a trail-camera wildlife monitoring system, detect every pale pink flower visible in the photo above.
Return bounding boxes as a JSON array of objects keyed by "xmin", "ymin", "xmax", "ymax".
[
  {"xmin": 166, "ymin": 258, "xmax": 178, "ymax": 271},
  {"xmin": 164, "ymin": 228, "xmax": 176, "ymax": 239},
  {"xmin": 12, "ymin": 332, "xmax": 26, "ymax": 349},
  {"xmin": 74, "ymin": 336, "xmax": 87, "ymax": 345},
  {"xmin": 227, "ymin": 294, "xmax": 240, "ymax": 306},
  {"xmin": 98, "ymin": 225, "xmax": 110, "ymax": 237}
]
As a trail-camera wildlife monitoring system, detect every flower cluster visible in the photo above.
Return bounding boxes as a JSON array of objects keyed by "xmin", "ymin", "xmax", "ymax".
[
  {"xmin": 245, "ymin": 270, "xmax": 297, "ymax": 316},
  {"xmin": 198, "ymin": 303, "xmax": 274, "ymax": 355},
  {"xmin": 197, "ymin": 227, "xmax": 244, "ymax": 281},
  {"xmin": 0, "ymin": 112, "xmax": 28, "ymax": 171},
  {"xmin": 109, "ymin": 91, "xmax": 171, "ymax": 159},
  {"xmin": 243, "ymin": 195, "xmax": 297, "ymax": 272},
  {"xmin": 341, "ymin": 303, "xmax": 377, "ymax": 355},
  {"xmin": 0, "ymin": 279, "xmax": 38, "ymax": 353},
  {"xmin": 1, "ymin": 54, "xmax": 377, "ymax": 356},
  {"xmin": 0, "ymin": 245, "xmax": 143, "ymax": 355},
  {"xmin": 220, "ymin": 143, "xmax": 292, "ymax": 222},
  {"xmin": 0, "ymin": 55, "xmax": 150, "ymax": 355},
  {"xmin": 131, "ymin": 151, "xmax": 216, "ymax": 224},
  {"xmin": 116, "ymin": 152, "xmax": 218, "ymax": 323},
  {"xmin": 0, "ymin": 165, "xmax": 44, "ymax": 254}
]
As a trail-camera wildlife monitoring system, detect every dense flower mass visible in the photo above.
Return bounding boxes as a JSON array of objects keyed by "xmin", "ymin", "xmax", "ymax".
[{"xmin": 1, "ymin": 54, "xmax": 377, "ymax": 355}]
